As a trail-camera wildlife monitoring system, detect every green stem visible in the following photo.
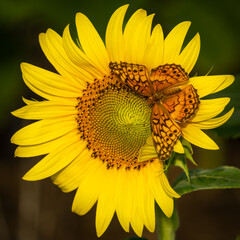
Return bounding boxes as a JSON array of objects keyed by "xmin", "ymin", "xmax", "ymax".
[{"xmin": 156, "ymin": 203, "xmax": 179, "ymax": 240}]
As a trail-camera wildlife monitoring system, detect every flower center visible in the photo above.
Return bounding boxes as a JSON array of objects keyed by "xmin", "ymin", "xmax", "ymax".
[{"xmin": 76, "ymin": 74, "xmax": 154, "ymax": 170}]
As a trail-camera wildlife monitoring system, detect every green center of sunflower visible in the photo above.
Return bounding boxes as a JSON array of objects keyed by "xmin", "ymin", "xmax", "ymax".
[{"xmin": 76, "ymin": 74, "xmax": 153, "ymax": 170}]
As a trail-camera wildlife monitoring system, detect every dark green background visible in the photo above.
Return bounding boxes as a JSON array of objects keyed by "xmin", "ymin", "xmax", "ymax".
[{"xmin": 1, "ymin": 0, "xmax": 239, "ymax": 240}]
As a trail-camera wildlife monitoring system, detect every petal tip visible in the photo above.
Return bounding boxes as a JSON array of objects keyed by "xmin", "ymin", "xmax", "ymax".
[
  {"xmin": 228, "ymin": 107, "xmax": 234, "ymax": 118},
  {"xmin": 164, "ymin": 207, "xmax": 174, "ymax": 218},
  {"xmin": 20, "ymin": 62, "xmax": 28, "ymax": 72},
  {"xmin": 22, "ymin": 173, "xmax": 33, "ymax": 181},
  {"xmin": 96, "ymin": 223, "xmax": 106, "ymax": 238},
  {"xmin": 228, "ymin": 75, "xmax": 235, "ymax": 82},
  {"xmin": 195, "ymin": 32, "xmax": 200, "ymax": 40},
  {"xmin": 120, "ymin": 3, "xmax": 129, "ymax": 10},
  {"xmin": 178, "ymin": 21, "xmax": 191, "ymax": 28},
  {"xmin": 75, "ymin": 12, "xmax": 86, "ymax": 22},
  {"xmin": 174, "ymin": 192, "xmax": 181, "ymax": 198},
  {"xmin": 10, "ymin": 135, "xmax": 15, "ymax": 144},
  {"xmin": 184, "ymin": 21, "xmax": 191, "ymax": 26}
]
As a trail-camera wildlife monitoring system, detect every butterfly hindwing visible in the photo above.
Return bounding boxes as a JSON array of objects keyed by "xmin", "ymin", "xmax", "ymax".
[
  {"xmin": 150, "ymin": 64, "xmax": 189, "ymax": 92},
  {"xmin": 109, "ymin": 62, "xmax": 152, "ymax": 97},
  {"xmin": 163, "ymin": 84, "xmax": 200, "ymax": 123},
  {"xmin": 151, "ymin": 103, "xmax": 182, "ymax": 161}
]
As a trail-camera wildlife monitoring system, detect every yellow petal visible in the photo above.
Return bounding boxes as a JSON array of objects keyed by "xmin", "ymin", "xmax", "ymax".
[
  {"xmin": 191, "ymin": 108, "xmax": 234, "ymax": 129},
  {"xmin": 23, "ymin": 76, "xmax": 52, "ymax": 101},
  {"xmin": 22, "ymin": 97, "xmax": 38, "ymax": 105},
  {"xmin": 21, "ymin": 63, "xmax": 83, "ymax": 99},
  {"xmin": 212, "ymin": 75, "xmax": 235, "ymax": 94},
  {"xmin": 76, "ymin": 13, "xmax": 109, "ymax": 75},
  {"xmin": 135, "ymin": 170, "xmax": 155, "ymax": 233},
  {"xmin": 11, "ymin": 116, "xmax": 76, "ymax": 145},
  {"xmin": 51, "ymin": 148, "xmax": 100, "ymax": 193},
  {"xmin": 62, "ymin": 25, "xmax": 103, "ymax": 80},
  {"xmin": 71, "ymin": 159, "xmax": 105, "ymax": 214},
  {"xmin": 23, "ymin": 139, "xmax": 86, "ymax": 181},
  {"xmin": 134, "ymin": 14, "xmax": 155, "ymax": 64},
  {"xmin": 95, "ymin": 168, "xmax": 117, "ymax": 237},
  {"xmin": 138, "ymin": 136, "xmax": 158, "ymax": 162},
  {"xmin": 131, "ymin": 212, "xmax": 144, "ymax": 237},
  {"xmin": 176, "ymin": 33, "xmax": 200, "ymax": 73},
  {"xmin": 14, "ymin": 130, "xmax": 79, "ymax": 157},
  {"xmin": 52, "ymin": 149, "xmax": 91, "ymax": 192},
  {"xmin": 147, "ymin": 160, "xmax": 174, "ymax": 217},
  {"xmin": 132, "ymin": 170, "xmax": 145, "ymax": 236},
  {"xmin": 191, "ymin": 98, "xmax": 230, "ymax": 122},
  {"xmin": 143, "ymin": 184, "xmax": 155, "ymax": 232},
  {"xmin": 123, "ymin": 9, "xmax": 146, "ymax": 62},
  {"xmin": 173, "ymin": 140, "xmax": 184, "ymax": 154},
  {"xmin": 39, "ymin": 30, "xmax": 87, "ymax": 88},
  {"xmin": 105, "ymin": 4, "xmax": 128, "ymax": 62},
  {"xmin": 11, "ymin": 99, "xmax": 77, "ymax": 120},
  {"xmin": 45, "ymin": 29, "xmax": 95, "ymax": 83},
  {"xmin": 144, "ymin": 24, "xmax": 164, "ymax": 70},
  {"xmin": 182, "ymin": 124, "xmax": 219, "ymax": 149},
  {"xmin": 160, "ymin": 174, "xmax": 180, "ymax": 198},
  {"xmin": 131, "ymin": 182, "xmax": 143, "ymax": 237},
  {"xmin": 124, "ymin": 9, "xmax": 151, "ymax": 64},
  {"xmin": 189, "ymin": 75, "xmax": 234, "ymax": 98},
  {"xmin": 22, "ymin": 97, "xmax": 74, "ymax": 106},
  {"xmin": 163, "ymin": 21, "xmax": 191, "ymax": 64},
  {"xmin": 115, "ymin": 168, "xmax": 131, "ymax": 232}
]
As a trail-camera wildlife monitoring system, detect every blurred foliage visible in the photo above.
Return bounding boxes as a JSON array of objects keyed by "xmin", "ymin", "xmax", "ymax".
[{"xmin": 236, "ymin": 235, "xmax": 240, "ymax": 240}]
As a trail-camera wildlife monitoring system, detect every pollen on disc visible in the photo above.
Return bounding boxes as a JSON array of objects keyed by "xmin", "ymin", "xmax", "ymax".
[{"xmin": 76, "ymin": 74, "xmax": 152, "ymax": 170}]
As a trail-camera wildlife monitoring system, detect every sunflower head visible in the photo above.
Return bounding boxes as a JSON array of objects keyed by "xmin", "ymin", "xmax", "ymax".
[
  {"xmin": 76, "ymin": 73, "xmax": 153, "ymax": 170},
  {"xmin": 11, "ymin": 4, "xmax": 234, "ymax": 237}
]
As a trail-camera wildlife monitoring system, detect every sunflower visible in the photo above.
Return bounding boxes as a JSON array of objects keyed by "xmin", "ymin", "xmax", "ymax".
[{"xmin": 11, "ymin": 5, "xmax": 234, "ymax": 237}]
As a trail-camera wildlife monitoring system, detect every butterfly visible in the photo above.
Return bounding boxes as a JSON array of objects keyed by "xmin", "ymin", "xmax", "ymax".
[{"xmin": 109, "ymin": 62, "xmax": 200, "ymax": 161}]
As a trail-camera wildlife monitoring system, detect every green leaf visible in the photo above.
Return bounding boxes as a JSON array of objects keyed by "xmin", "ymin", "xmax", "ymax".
[
  {"xmin": 166, "ymin": 139, "xmax": 197, "ymax": 180},
  {"xmin": 172, "ymin": 156, "xmax": 190, "ymax": 182},
  {"xmin": 182, "ymin": 139, "xmax": 197, "ymax": 166},
  {"xmin": 164, "ymin": 152, "xmax": 175, "ymax": 172},
  {"xmin": 173, "ymin": 166, "xmax": 240, "ymax": 195},
  {"xmin": 181, "ymin": 139, "xmax": 193, "ymax": 155},
  {"xmin": 184, "ymin": 146, "xmax": 197, "ymax": 166}
]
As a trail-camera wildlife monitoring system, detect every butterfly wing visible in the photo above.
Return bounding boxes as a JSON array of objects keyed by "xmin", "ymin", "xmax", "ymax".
[
  {"xmin": 163, "ymin": 84, "xmax": 200, "ymax": 123},
  {"xmin": 109, "ymin": 62, "xmax": 152, "ymax": 97},
  {"xmin": 150, "ymin": 64, "xmax": 189, "ymax": 93},
  {"xmin": 151, "ymin": 102, "xmax": 182, "ymax": 161}
]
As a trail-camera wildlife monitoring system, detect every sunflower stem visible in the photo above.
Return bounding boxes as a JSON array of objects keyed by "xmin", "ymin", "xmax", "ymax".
[{"xmin": 156, "ymin": 203, "xmax": 179, "ymax": 240}]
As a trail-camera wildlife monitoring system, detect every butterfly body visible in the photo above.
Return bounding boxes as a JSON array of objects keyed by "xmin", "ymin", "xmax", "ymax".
[{"xmin": 109, "ymin": 61, "xmax": 200, "ymax": 161}]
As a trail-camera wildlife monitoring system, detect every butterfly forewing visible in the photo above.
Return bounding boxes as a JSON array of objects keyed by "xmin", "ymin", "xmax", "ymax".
[
  {"xmin": 163, "ymin": 84, "xmax": 200, "ymax": 123},
  {"xmin": 150, "ymin": 64, "xmax": 189, "ymax": 93},
  {"xmin": 151, "ymin": 103, "xmax": 182, "ymax": 161},
  {"xmin": 109, "ymin": 62, "xmax": 152, "ymax": 97}
]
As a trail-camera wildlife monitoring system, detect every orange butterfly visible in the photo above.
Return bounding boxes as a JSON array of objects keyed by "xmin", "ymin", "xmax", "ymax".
[{"xmin": 109, "ymin": 62, "xmax": 200, "ymax": 161}]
